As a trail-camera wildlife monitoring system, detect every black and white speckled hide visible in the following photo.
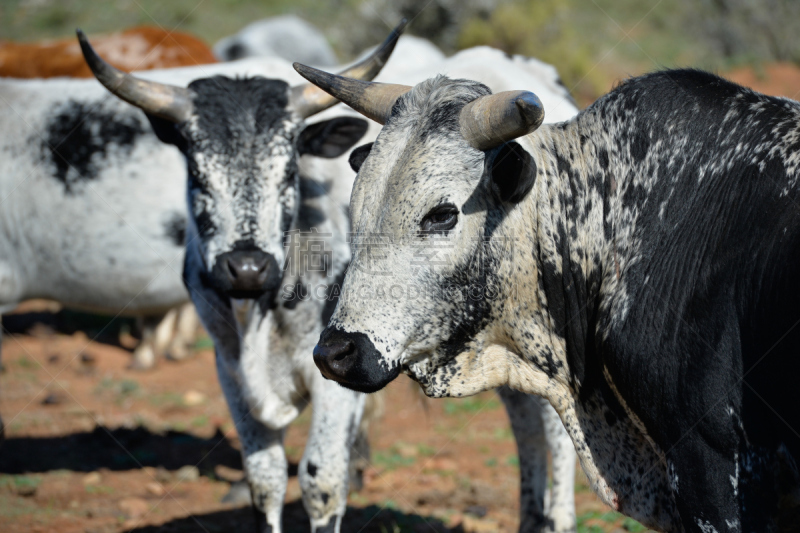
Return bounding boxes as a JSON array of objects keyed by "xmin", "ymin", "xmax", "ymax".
[
  {"xmin": 323, "ymin": 75, "xmax": 579, "ymax": 532},
  {"xmin": 0, "ymin": 77, "xmax": 197, "ymax": 369},
  {"xmin": 162, "ymin": 77, "xmax": 368, "ymax": 533},
  {"xmin": 324, "ymin": 71, "xmax": 800, "ymax": 532}
]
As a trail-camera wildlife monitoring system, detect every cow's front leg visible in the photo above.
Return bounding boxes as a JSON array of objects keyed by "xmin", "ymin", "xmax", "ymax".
[
  {"xmin": 245, "ymin": 432, "xmax": 288, "ymax": 533},
  {"xmin": 217, "ymin": 355, "xmax": 287, "ymax": 533},
  {"xmin": 300, "ymin": 378, "xmax": 365, "ymax": 533},
  {"xmin": 541, "ymin": 397, "xmax": 576, "ymax": 533},
  {"xmin": 497, "ymin": 388, "xmax": 576, "ymax": 533},
  {"xmin": 131, "ymin": 314, "xmax": 161, "ymax": 369},
  {"xmin": 497, "ymin": 386, "xmax": 549, "ymax": 533},
  {"xmin": 167, "ymin": 302, "xmax": 199, "ymax": 361}
]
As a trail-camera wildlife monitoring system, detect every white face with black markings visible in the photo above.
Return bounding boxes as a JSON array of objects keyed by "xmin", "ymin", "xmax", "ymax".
[
  {"xmin": 150, "ymin": 76, "xmax": 368, "ymax": 302},
  {"xmin": 314, "ymin": 77, "xmax": 542, "ymax": 395}
]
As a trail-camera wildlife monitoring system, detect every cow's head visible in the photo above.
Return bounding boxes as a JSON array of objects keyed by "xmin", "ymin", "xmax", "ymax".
[
  {"xmin": 294, "ymin": 65, "xmax": 546, "ymax": 395},
  {"xmin": 78, "ymin": 25, "xmax": 403, "ymax": 303}
]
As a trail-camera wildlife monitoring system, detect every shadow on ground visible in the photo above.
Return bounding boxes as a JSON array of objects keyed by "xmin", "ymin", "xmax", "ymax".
[
  {"xmin": 126, "ymin": 500, "xmax": 463, "ymax": 533},
  {"xmin": 2, "ymin": 309, "xmax": 139, "ymax": 349},
  {"xmin": 0, "ymin": 426, "xmax": 243, "ymax": 475}
]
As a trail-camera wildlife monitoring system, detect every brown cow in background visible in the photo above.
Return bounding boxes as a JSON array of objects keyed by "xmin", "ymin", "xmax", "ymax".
[{"xmin": 0, "ymin": 26, "xmax": 216, "ymax": 78}]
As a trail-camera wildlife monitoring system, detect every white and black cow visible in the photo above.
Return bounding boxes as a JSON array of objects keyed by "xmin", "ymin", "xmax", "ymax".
[
  {"xmin": 0, "ymin": 74, "xmax": 202, "ymax": 369},
  {"xmin": 364, "ymin": 45, "xmax": 581, "ymax": 533},
  {"xmin": 296, "ymin": 66, "xmax": 800, "ymax": 532},
  {"xmin": 80, "ymin": 24, "xmax": 409, "ymax": 533},
  {"xmin": 82, "ymin": 29, "xmax": 583, "ymax": 532}
]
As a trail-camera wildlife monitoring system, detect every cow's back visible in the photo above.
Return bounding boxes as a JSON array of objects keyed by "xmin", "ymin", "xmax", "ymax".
[
  {"xmin": 589, "ymin": 71, "xmax": 800, "ymax": 497},
  {"xmin": 0, "ymin": 78, "xmax": 187, "ymax": 314}
]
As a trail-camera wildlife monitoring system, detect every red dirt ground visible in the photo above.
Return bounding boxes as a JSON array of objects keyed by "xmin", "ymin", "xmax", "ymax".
[
  {"xmin": 0, "ymin": 304, "xmax": 647, "ymax": 533},
  {"xmin": 724, "ymin": 62, "xmax": 800, "ymax": 100}
]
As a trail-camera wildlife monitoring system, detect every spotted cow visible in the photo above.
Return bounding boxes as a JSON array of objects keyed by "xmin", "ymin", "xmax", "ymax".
[
  {"xmin": 358, "ymin": 45, "xmax": 582, "ymax": 533},
  {"xmin": 297, "ymin": 66, "xmax": 800, "ymax": 532},
  {"xmin": 80, "ymin": 24, "xmax": 410, "ymax": 533},
  {"xmin": 0, "ymin": 72, "xmax": 203, "ymax": 369}
]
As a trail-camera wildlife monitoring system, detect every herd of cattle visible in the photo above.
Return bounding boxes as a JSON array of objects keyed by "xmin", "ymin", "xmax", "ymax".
[{"xmin": 0, "ymin": 13, "xmax": 798, "ymax": 533}]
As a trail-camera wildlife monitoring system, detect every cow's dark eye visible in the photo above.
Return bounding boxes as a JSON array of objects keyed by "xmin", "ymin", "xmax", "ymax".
[{"xmin": 421, "ymin": 203, "xmax": 459, "ymax": 234}]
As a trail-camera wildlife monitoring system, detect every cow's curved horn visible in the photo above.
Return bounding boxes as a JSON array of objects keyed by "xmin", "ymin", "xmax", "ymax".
[
  {"xmin": 459, "ymin": 91, "xmax": 545, "ymax": 151},
  {"xmin": 293, "ymin": 64, "xmax": 411, "ymax": 125},
  {"xmin": 290, "ymin": 20, "xmax": 408, "ymax": 119},
  {"xmin": 77, "ymin": 29, "xmax": 194, "ymax": 123}
]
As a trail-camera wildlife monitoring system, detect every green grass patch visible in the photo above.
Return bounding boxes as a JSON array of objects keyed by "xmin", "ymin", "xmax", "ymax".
[
  {"xmin": 148, "ymin": 391, "xmax": 184, "ymax": 407},
  {"xmin": 492, "ymin": 427, "xmax": 514, "ymax": 441},
  {"xmin": 85, "ymin": 484, "xmax": 114, "ymax": 495},
  {"xmin": 94, "ymin": 378, "xmax": 140, "ymax": 402},
  {"xmin": 193, "ymin": 336, "xmax": 215, "ymax": 350},
  {"xmin": 373, "ymin": 450, "xmax": 415, "ymax": 471},
  {"xmin": 16, "ymin": 356, "xmax": 36, "ymax": 369},
  {"xmin": 119, "ymin": 379, "xmax": 139, "ymax": 395},
  {"xmin": 2, "ymin": 475, "xmax": 41, "ymax": 492},
  {"xmin": 191, "ymin": 415, "xmax": 209, "ymax": 428},
  {"xmin": 443, "ymin": 395, "xmax": 500, "ymax": 415},
  {"xmin": 622, "ymin": 517, "xmax": 649, "ymax": 532},
  {"xmin": 417, "ymin": 443, "xmax": 436, "ymax": 457},
  {"xmin": 576, "ymin": 510, "xmax": 650, "ymax": 533}
]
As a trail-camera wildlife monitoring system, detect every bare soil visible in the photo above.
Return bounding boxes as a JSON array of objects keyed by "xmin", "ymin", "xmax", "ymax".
[
  {"xmin": 724, "ymin": 62, "xmax": 800, "ymax": 100},
  {"xmin": 0, "ymin": 304, "xmax": 648, "ymax": 532}
]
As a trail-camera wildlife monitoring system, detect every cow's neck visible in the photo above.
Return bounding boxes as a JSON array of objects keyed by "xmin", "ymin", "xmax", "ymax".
[
  {"xmin": 493, "ymin": 121, "xmax": 611, "ymax": 390},
  {"xmin": 481, "ymin": 123, "xmax": 679, "ymax": 530}
]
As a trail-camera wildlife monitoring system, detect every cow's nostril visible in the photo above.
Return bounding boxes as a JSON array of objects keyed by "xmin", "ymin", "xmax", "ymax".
[
  {"xmin": 333, "ymin": 342, "xmax": 355, "ymax": 362},
  {"xmin": 227, "ymin": 260, "xmax": 238, "ymax": 279}
]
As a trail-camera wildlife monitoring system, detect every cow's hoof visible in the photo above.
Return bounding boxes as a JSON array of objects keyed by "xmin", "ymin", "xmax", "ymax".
[
  {"xmin": 130, "ymin": 346, "xmax": 156, "ymax": 370},
  {"xmin": 250, "ymin": 506, "xmax": 273, "ymax": 533},
  {"xmin": 166, "ymin": 341, "xmax": 192, "ymax": 361},
  {"xmin": 314, "ymin": 517, "xmax": 338, "ymax": 533},
  {"xmin": 221, "ymin": 478, "xmax": 252, "ymax": 505}
]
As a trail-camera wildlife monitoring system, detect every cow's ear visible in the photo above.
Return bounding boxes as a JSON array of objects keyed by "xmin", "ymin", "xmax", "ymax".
[
  {"xmin": 146, "ymin": 114, "xmax": 187, "ymax": 151},
  {"xmin": 298, "ymin": 117, "xmax": 369, "ymax": 158},
  {"xmin": 349, "ymin": 142, "xmax": 374, "ymax": 172},
  {"xmin": 489, "ymin": 141, "xmax": 536, "ymax": 204}
]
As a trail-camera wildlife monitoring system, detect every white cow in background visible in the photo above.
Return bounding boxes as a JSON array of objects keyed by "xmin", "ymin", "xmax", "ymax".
[
  {"xmin": 0, "ymin": 75, "xmax": 199, "ymax": 369},
  {"xmin": 214, "ymin": 15, "xmax": 339, "ymax": 65}
]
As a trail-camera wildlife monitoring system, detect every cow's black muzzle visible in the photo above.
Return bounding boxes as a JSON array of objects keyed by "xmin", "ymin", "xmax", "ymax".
[
  {"xmin": 211, "ymin": 249, "xmax": 281, "ymax": 300},
  {"xmin": 313, "ymin": 326, "xmax": 400, "ymax": 393}
]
